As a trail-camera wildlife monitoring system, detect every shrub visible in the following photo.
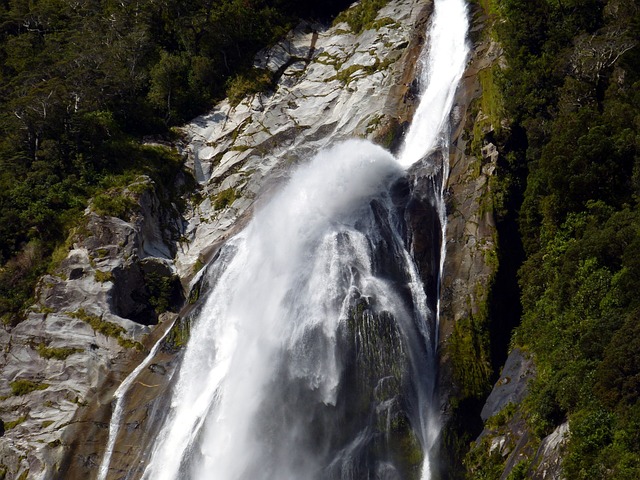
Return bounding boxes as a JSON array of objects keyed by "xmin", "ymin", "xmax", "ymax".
[
  {"xmin": 226, "ymin": 68, "xmax": 273, "ymax": 106},
  {"xmin": 36, "ymin": 343, "xmax": 83, "ymax": 360},
  {"xmin": 213, "ymin": 188, "xmax": 238, "ymax": 210},
  {"xmin": 92, "ymin": 191, "xmax": 136, "ymax": 220},
  {"xmin": 94, "ymin": 270, "xmax": 114, "ymax": 283},
  {"xmin": 333, "ymin": 0, "xmax": 389, "ymax": 34},
  {"xmin": 10, "ymin": 379, "xmax": 49, "ymax": 396}
]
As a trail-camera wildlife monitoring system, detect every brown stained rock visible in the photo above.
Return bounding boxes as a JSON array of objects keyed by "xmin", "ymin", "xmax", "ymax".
[
  {"xmin": 436, "ymin": 0, "xmax": 502, "ymax": 443},
  {"xmin": 59, "ymin": 313, "xmax": 179, "ymax": 480}
]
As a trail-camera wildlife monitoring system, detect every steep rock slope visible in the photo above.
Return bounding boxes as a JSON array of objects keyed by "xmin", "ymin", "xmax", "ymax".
[
  {"xmin": 60, "ymin": 1, "xmax": 438, "ymax": 478},
  {"xmin": 0, "ymin": 175, "xmax": 183, "ymax": 479},
  {"xmin": 430, "ymin": 3, "xmax": 502, "ymax": 476}
]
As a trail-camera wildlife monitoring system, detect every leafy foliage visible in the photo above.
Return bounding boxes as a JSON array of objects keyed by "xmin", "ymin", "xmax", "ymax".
[
  {"xmin": 481, "ymin": 0, "xmax": 640, "ymax": 477},
  {"xmin": 0, "ymin": 0, "xmax": 354, "ymax": 322}
]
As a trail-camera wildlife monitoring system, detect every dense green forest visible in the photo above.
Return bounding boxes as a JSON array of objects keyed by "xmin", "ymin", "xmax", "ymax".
[
  {"xmin": 0, "ymin": 0, "xmax": 353, "ymax": 324},
  {"xmin": 467, "ymin": 0, "xmax": 640, "ymax": 477}
]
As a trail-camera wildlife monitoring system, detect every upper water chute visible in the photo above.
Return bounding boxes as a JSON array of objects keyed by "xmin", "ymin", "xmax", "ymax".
[{"xmin": 398, "ymin": 0, "xmax": 469, "ymax": 168}]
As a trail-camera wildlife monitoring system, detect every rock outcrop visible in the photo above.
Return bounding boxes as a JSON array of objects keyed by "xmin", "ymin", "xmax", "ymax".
[
  {"xmin": 172, "ymin": 1, "xmax": 432, "ymax": 280},
  {"xmin": 466, "ymin": 349, "xmax": 569, "ymax": 479},
  {"xmin": 0, "ymin": 174, "xmax": 183, "ymax": 479},
  {"xmin": 436, "ymin": 4, "xmax": 571, "ymax": 479}
]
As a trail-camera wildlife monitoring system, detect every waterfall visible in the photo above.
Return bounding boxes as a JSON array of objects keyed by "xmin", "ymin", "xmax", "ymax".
[
  {"xmin": 143, "ymin": 141, "xmax": 418, "ymax": 480},
  {"xmin": 398, "ymin": 0, "xmax": 469, "ymax": 168},
  {"xmin": 96, "ymin": 323, "xmax": 176, "ymax": 480},
  {"xmin": 97, "ymin": 0, "xmax": 469, "ymax": 478}
]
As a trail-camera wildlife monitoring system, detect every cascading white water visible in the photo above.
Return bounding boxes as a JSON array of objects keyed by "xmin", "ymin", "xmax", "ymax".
[
  {"xmin": 401, "ymin": 3, "xmax": 469, "ymax": 478},
  {"xmin": 142, "ymin": 141, "xmax": 412, "ymax": 480},
  {"xmin": 398, "ymin": 0, "xmax": 469, "ymax": 168},
  {"xmin": 96, "ymin": 323, "xmax": 178, "ymax": 480},
  {"xmin": 98, "ymin": 1, "xmax": 469, "ymax": 478}
]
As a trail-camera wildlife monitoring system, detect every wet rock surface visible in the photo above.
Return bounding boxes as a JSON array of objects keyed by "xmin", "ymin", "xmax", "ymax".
[{"xmin": 435, "ymin": 0, "xmax": 501, "ymax": 421}]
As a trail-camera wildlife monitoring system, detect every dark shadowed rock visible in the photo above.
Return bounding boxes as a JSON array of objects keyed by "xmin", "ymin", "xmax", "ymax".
[{"xmin": 481, "ymin": 348, "xmax": 535, "ymax": 422}]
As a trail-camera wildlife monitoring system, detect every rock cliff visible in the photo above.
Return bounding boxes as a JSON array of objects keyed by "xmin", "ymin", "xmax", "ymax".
[
  {"xmin": 0, "ymin": 1, "xmax": 555, "ymax": 478},
  {"xmin": 435, "ymin": 3, "xmax": 571, "ymax": 479},
  {"xmin": 0, "ymin": 174, "xmax": 183, "ymax": 478}
]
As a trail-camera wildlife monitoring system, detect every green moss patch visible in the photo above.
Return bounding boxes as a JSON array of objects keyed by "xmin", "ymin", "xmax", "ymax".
[
  {"xmin": 36, "ymin": 343, "xmax": 84, "ymax": 360},
  {"xmin": 69, "ymin": 308, "xmax": 142, "ymax": 350},
  {"xmin": 212, "ymin": 188, "xmax": 238, "ymax": 210},
  {"xmin": 10, "ymin": 379, "xmax": 49, "ymax": 396}
]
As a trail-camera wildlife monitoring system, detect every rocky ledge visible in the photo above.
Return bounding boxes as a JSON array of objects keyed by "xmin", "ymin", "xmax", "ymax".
[
  {"xmin": 0, "ymin": 174, "xmax": 183, "ymax": 479},
  {"xmin": 173, "ymin": 0, "xmax": 433, "ymax": 279}
]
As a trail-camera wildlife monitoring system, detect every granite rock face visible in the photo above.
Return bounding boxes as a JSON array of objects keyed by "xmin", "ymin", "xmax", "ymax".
[
  {"xmin": 174, "ymin": 0, "xmax": 432, "ymax": 280},
  {"xmin": 0, "ymin": 175, "xmax": 182, "ymax": 479},
  {"xmin": 434, "ymin": 0, "xmax": 502, "ymax": 426},
  {"xmin": 469, "ymin": 348, "xmax": 568, "ymax": 479}
]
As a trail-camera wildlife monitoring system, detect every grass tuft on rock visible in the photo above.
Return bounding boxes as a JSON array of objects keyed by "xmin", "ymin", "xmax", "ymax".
[
  {"xmin": 10, "ymin": 379, "xmax": 49, "ymax": 396},
  {"xmin": 36, "ymin": 343, "xmax": 84, "ymax": 360},
  {"xmin": 69, "ymin": 308, "xmax": 142, "ymax": 350}
]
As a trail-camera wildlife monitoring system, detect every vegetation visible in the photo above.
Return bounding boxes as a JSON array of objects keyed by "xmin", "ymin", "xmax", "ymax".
[
  {"xmin": 226, "ymin": 68, "xmax": 274, "ymax": 106},
  {"xmin": 94, "ymin": 270, "xmax": 114, "ymax": 283},
  {"xmin": 4, "ymin": 416, "xmax": 27, "ymax": 430},
  {"xmin": 69, "ymin": 309, "xmax": 125, "ymax": 338},
  {"xmin": 0, "ymin": 0, "xmax": 354, "ymax": 324},
  {"xmin": 461, "ymin": 0, "xmax": 640, "ymax": 477},
  {"xmin": 142, "ymin": 270, "xmax": 183, "ymax": 314},
  {"xmin": 163, "ymin": 316, "xmax": 191, "ymax": 352},
  {"xmin": 212, "ymin": 188, "xmax": 238, "ymax": 210},
  {"xmin": 334, "ymin": 0, "xmax": 390, "ymax": 34},
  {"xmin": 36, "ymin": 343, "xmax": 83, "ymax": 360},
  {"xmin": 10, "ymin": 379, "xmax": 49, "ymax": 396},
  {"xmin": 69, "ymin": 308, "xmax": 142, "ymax": 350},
  {"xmin": 447, "ymin": 301, "xmax": 493, "ymax": 401}
]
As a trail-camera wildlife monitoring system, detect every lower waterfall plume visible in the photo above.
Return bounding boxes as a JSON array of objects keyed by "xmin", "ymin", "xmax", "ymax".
[
  {"xmin": 142, "ymin": 140, "xmax": 439, "ymax": 480},
  {"xmin": 98, "ymin": 0, "xmax": 470, "ymax": 478}
]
